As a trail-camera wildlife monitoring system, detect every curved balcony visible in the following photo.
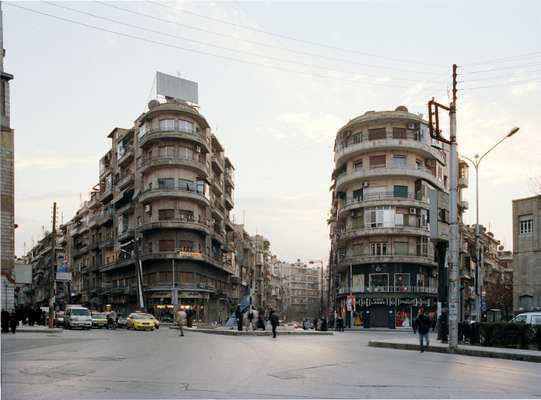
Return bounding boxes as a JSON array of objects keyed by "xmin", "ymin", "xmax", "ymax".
[
  {"xmin": 139, "ymin": 187, "xmax": 210, "ymax": 206},
  {"xmin": 334, "ymin": 136, "xmax": 445, "ymax": 167},
  {"xmin": 337, "ymin": 254, "xmax": 436, "ymax": 270},
  {"xmin": 338, "ymin": 192, "xmax": 428, "ymax": 217},
  {"xmin": 139, "ymin": 219, "xmax": 210, "ymax": 235},
  {"xmin": 337, "ymin": 225, "xmax": 430, "ymax": 241},
  {"xmin": 142, "ymin": 102, "xmax": 210, "ymax": 130},
  {"xmin": 139, "ymin": 128, "xmax": 210, "ymax": 152},
  {"xmin": 139, "ymin": 156, "xmax": 208, "ymax": 176},
  {"xmin": 141, "ymin": 251, "xmax": 233, "ymax": 274},
  {"xmin": 335, "ymin": 167, "xmax": 444, "ymax": 192}
]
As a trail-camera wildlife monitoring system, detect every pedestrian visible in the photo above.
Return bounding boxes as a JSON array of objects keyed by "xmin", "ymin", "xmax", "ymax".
[
  {"xmin": 1, "ymin": 309, "xmax": 9, "ymax": 333},
  {"xmin": 235, "ymin": 305, "xmax": 243, "ymax": 332},
  {"xmin": 438, "ymin": 307, "xmax": 449, "ymax": 344},
  {"xmin": 313, "ymin": 318, "xmax": 319, "ymax": 331},
  {"xmin": 175, "ymin": 306, "xmax": 186, "ymax": 337},
  {"xmin": 257, "ymin": 313, "xmax": 265, "ymax": 330},
  {"xmin": 9, "ymin": 311, "xmax": 17, "ymax": 334},
  {"xmin": 186, "ymin": 307, "xmax": 193, "ymax": 328},
  {"xmin": 413, "ymin": 308, "xmax": 431, "ymax": 353},
  {"xmin": 337, "ymin": 310, "xmax": 344, "ymax": 332},
  {"xmin": 269, "ymin": 310, "xmax": 279, "ymax": 339},
  {"xmin": 247, "ymin": 307, "xmax": 255, "ymax": 331}
]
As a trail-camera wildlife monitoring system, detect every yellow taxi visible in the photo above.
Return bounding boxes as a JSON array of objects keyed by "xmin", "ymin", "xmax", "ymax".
[
  {"xmin": 127, "ymin": 313, "xmax": 159, "ymax": 331},
  {"xmin": 91, "ymin": 312, "xmax": 108, "ymax": 328}
]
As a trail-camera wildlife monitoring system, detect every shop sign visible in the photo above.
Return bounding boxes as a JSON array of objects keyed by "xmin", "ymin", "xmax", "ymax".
[
  {"xmin": 177, "ymin": 251, "xmax": 203, "ymax": 258},
  {"xmin": 56, "ymin": 272, "xmax": 72, "ymax": 282},
  {"xmin": 180, "ymin": 292, "xmax": 209, "ymax": 299}
]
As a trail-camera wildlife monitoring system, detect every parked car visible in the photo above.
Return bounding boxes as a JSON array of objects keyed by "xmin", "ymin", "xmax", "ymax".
[
  {"xmin": 116, "ymin": 315, "xmax": 128, "ymax": 328},
  {"xmin": 127, "ymin": 313, "xmax": 157, "ymax": 331},
  {"xmin": 511, "ymin": 312, "xmax": 541, "ymax": 325},
  {"xmin": 54, "ymin": 311, "xmax": 65, "ymax": 327},
  {"xmin": 64, "ymin": 306, "xmax": 92, "ymax": 330},
  {"xmin": 91, "ymin": 312, "xmax": 108, "ymax": 328}
]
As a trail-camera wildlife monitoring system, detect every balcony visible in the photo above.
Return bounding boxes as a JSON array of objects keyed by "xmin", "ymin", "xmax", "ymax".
[
  {"xmin": 72, "ymin": 244, "xmax": 89, "ymax": 257},
  {"xmin": 100, "ymin": 185, "xmax": 114, "ymax": 203},
  {"xmin": 337, "ymin": 285, "xmax": 438, "ymax": 295},
  {"xmin": 336, "ymin": 166, "xmax": 445, "ymax": 192},
  {"xmin": 224, "ymin": 192, "xmax": 234, "ymax": 210},
  {"xmin": 117, "ymin": 173, "xmax": 134, "ymax": 190},
  {"xmin": 211, "ymin": 176, "xmax": 224, "ymax": 195},
  {"xmin": 337, "ymin": 225, "xmax": 430, "ymax": 241},
  {"xmin": 99, "ymin": 236, "xmax": 115, "ymax": 248},
  {"xmin": 139, "ymin": 218, "xmax": 210, "ymax": 235},
  {"xmin": 140, "ymin": 186, "xmax": 210, "ymax": 206},
  {"xmin": 141, "ymin": 251, "xmax": 233, "ymax": 274},
  {"xmin": 118, "ymin": 227, "xmax": 135, "ymax": 242},
  {"xmin": 211, "ymin": 154, "xmax": 224, "ymax": 173},
  {"xmin": 139, "ymin": 156, "xmax": 208, "ymax": 176},
  {"xmin": 337, "ymin": 254, "xmax": 436, "ymax": 270},
  {"xmin": 95, "ymin": 208, "xmax": 115, "ymax": 226},
  {"xmin": 338, "ymin": 191, "xmax": 427, "ymax": 216},
  {"xmin": 117, "ymin": 146, "xmax": 134, "ymax": 167},
  {"xmin": 139, "ymin": 127, "xmax": 210, "ymax": 152},
  {"xmin": 334, "ymin": 130, "xmax": 445, "ymax": 166},
  {"xmin": 225, "ymin": 169, "xmax": 235, "ymax": 188}
]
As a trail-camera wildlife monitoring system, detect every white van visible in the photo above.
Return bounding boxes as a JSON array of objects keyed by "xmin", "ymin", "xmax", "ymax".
[
  {"xmin": 511, "ymin": 312, "xmax": 541, "ymax": 325},
  {"xmin": 64, "ymin": 306, "xmax": 92, "ymax": 329}
]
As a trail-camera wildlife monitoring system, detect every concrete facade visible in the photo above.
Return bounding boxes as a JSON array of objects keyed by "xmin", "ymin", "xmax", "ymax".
[
  {"xmin": 512, "ymin": 195, "xmax": 541, "ymax": 312},
  {"xmin": 328, "ymin": 106, "xmax": 453, "ymax": 328},
  {"xmin": 279, "ymin": 260, "xmax": 322, "ymax": 320}
]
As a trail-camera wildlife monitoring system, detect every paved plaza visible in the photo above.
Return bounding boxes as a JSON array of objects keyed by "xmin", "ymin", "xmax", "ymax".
[{"xmin": 2, "ymin": 329, "xmax": 541, "ymax": 399}]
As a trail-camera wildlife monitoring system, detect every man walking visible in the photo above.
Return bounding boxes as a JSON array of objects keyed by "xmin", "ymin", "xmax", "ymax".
[
  {"xmin": 269, "ymin": 310, "xmax": 279, "ymax": 339},
  {"xmin": 438, "ymin": 307, "xmax": 449, "ymax": 344},
  {"xmin": 413, "ymin": 308, "xmax": 431, "ymax": 353},
  {"xmin": 175, "ymin": 306, "xmax": 186, "ymax": 337},
  {"xmin": 235, "ymin": 305, "xmax": 243, "ymax": 332}
]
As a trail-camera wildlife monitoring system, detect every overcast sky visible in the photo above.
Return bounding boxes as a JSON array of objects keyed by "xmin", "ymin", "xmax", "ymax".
[{"xmin": 4, "ymin": 0, "xmax": 540, "ymax": 263}]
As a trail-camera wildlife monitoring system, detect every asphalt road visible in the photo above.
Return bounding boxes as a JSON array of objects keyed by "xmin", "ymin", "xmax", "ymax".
[{"xmin": 2, "ymin": 328, "xmax": 541, "ymax": 399}]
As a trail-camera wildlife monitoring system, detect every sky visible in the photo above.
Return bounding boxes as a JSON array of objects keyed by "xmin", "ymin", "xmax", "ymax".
[{"xmin": 4, "ymin": 0, "xmax": 541, "ymax": 263}]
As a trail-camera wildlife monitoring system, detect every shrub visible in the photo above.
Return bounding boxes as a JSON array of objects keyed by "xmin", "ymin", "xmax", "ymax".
[{"xmin": 479, "ymin": 322, "xmax": 538, "ymax": 349}]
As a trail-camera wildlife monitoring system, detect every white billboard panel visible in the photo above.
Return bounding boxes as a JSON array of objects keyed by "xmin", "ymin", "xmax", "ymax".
[
  {"xmin": 156, "ymin": 72, "xmax": 198, "ymax": 104},
  {"xmin": 14, "ymin": 263, "xmax": 32, "ymax": 284}
]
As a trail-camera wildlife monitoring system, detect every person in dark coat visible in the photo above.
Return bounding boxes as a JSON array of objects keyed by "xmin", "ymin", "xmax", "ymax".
[
  {"xmin": 438, "ymin": 307, "xmax": 449, "ymax": 344},
  {"xmin": 186, "ymin": 307, "xmax": 193, "ymax": 328},
  {"xmin": 1, "ymin": 309, "xmax": 9, "ymax": 333},
  {"xmin": 269, "ymin": 310, "xmax": 279, "ymax": 338},
  {"xmin": 413, "ymin": 308, "xmax": 431, "ymax": 352},
  {"xmin": 9, "ymin": 311, "xmax": 17, "ymax": 334},
  {"xmin": 257, "ymin": 313, "xmax": 265, "ymax": 330},
  {"xmin": 235, "ymin": 305, "xmax": 243, "ymax": 331}
]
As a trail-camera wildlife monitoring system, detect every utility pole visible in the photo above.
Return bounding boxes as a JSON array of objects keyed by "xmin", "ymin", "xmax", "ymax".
[
  {"xmin": 48, "ymin": 202, "xmax": 57, "ymax": 328},
  {"xmin": 448, "ymin": 64, "xmax": 459, "ymax": 350}
]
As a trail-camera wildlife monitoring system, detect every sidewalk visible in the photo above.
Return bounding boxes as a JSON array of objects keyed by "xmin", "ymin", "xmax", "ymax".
[
  {"xmin": 169, "ymin": 326, "xmax": 333, "ymax": 336},
  {"xmin": 2, "ymin": 325, "xmax": 63, "ymax": 334},
  {"xmin": 368, "ymin": 336, "xmax": 541, "ymax": 363},
  {"xmin": 344, "ymin": 326, "xmax": 412, "ymax": 333}
]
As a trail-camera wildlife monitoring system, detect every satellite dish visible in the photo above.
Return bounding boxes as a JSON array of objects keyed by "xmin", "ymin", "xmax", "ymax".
[
  {"xmin": 395, "ymin": 105, "xmax": 409, "ymax": 112},
  {"xmin": 148, "ymin": 100, "xmax": 160, "ymax": 109}
]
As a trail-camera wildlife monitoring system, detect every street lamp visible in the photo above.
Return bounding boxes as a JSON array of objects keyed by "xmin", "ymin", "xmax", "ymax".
[{"xmin": 461, "ymin": 127, "xmax": 520, "ymax": 322}]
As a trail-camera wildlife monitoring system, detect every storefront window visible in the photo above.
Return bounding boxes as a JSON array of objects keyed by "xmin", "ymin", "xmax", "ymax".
[{"xmin": 369, "ymin": 273, "xmax": 389, "ymax": 292}]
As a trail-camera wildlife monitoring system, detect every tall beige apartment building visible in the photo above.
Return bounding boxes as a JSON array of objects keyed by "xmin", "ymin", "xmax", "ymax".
[{"xmin": 328, "ymin": 106, "xmax": 455, "ymax": 327}]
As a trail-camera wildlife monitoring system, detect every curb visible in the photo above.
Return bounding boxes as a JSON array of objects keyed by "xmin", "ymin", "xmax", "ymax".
[
  {"xmin": 3, "ymin": 328, "xmax": 63, "ymax": 334},
  {"xmin": 168, "ymin": 326, "xmax": 333, "ymax": 336},
  {"xmin": 368, "ymin": 340, "xmax": 541, "ymax": 363}
]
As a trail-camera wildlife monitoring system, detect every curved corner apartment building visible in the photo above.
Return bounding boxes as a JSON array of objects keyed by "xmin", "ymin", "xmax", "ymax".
[
  {"xmin": 69, "ymin": 98, "xmax": 237, "ymax": 322},
  {"xmin": 329, "ymin": 106, "xmax": 450, "ymax": 328}
]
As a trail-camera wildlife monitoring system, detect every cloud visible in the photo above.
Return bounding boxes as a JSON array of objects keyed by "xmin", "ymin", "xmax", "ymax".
[{"xmin": 511, "ymin": 81, "xmax": 539, "ymax": 96}]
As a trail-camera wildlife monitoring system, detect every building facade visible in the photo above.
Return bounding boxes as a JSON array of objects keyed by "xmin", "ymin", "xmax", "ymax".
[
  {"xmin": 279, "ymin": 260, "xmax": 322, "ymax": 321},
  {"xmin": 57, "ymin": 91, "xmax": 238, "ymax": 322},
  {"xmin": 328, "ymin": 106, "xmax": 453, "ymax": 328},
  {"xmin": 512, "ymin": 195, "xmax": 541, "ymax": 313}
]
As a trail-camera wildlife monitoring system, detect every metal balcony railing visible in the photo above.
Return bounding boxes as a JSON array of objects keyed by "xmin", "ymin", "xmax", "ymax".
[{"xmin": 338, "ymin": 286, "xmax": 438, "ymax": 295}]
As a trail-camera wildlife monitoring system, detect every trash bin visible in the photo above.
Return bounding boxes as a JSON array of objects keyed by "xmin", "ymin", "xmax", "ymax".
[
  {"xmin": 363, "ymin": 310, "xmax": 371, "ymax": 329},
  {"xmin": 388, "ymin": 309, "xmax": 396, "ymax": 329}
]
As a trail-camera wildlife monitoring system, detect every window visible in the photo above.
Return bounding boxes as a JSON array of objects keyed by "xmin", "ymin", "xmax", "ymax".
[
  {"xmin": 392, "ymin": 127, "xmax": 407, "ymax": 139},
  {"xmin": 351, "ymin": 214, "xmax": 363, "ymax": 229},
  {"xmin": 159, "ymin": 240, "xmax": 175, "ymax": 252},
  {"xmin": 369, "ymin": 155, "xmax": 386, "ymax": 169},
  {"xmin": 392, "ymin": 155, "xmax": 407, "ymax": 168},
  {"xmin": 351, "ymin": 243, "xmax": 363, "ymax": 256},
  {"xmin": 416, "ymin": 237, "xmax": 428, "ymax": 257},
  {"xmin": 393, "ymin": 185, "xmax": 408, "ymax": 198},
  {"xmin": 196, "ymin": 180, "xmax": 206, "ymax": 194},
  {"xmin": 159, "ymin": 119, "xmax": 175, "ymax": 130},
  {"xmin": 160, "ymin": 271, "xmax": 173, "ymax": 283},
  {"xmin": 370, "ymin": 242, "xmax": 388, "ymax": 256},
  {"xmin": 179, "ymin": 209, "xmax": 194, "ymax": 221},
  {"xmin": 368, "ymin": 128, "xmax": 386, "ymax": 140},
  {"xmin": 353, "ymin": 159, "xmax": 363, "ymax": 170},
  {"xmin": 519, "ymin": 215, "xmax": 533, "ymax": 234},
  {"xmin": 158, "ymin": 209, "xmax": 175, "ymax": 221},
  {"xmin": 157, "ymin": 178, "xmax": 175, "ymax": 189},
  {"xmin": 394, "ymin": 273, "xmax": 410, "ymax": 291},
  {"xmin": 416, "ymin": 159, "xmax": 423, "ymax": 169},
  {"xmin": 146, "ymin": 241, "xmax": 153, "ymax": 253},
  {"xmin": 138, "ymin": 123, "xmax": 148, "ymax": 139},
  {"xmin": 178, "ymin": 120, "xmax": 194, "ymax": 133},
  {"xmin": 178, "ymin": 146, "xmax": 193, "ymax": 159},
  {"xmin": 178, "ymin": 178, "xmax": 195, "ymax": 191},
  {"xmin": 369, "ymin": 273, "xmax": 389, "ymax": 292},
  {"xmin": 352, "ymin": 189, "xmax": 363, "ymax": 201},
  {"xmin": 159, "ymin": 145, "xmax": 175, "ymax": 157},
  {"xmin": 180, "ymin": 272, "xmax": 194, "ymax": 283},
  {"xmin": 394, "ymin": 241, "xmax": 409, "ymax": 255},
  {"xmin": 179, "ymin": 241, "xmax": 194, "ymax": 252}
]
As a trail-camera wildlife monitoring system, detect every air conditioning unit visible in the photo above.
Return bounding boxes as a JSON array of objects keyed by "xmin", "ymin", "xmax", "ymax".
[
  {"xmin": 362, "ymin": 181, "xmax": 369, "ymax": 187},
  {"xmin": 409, "ymin": 208, "xmax": 417, "ymax": 214},
  {"xmin": 144, "ymin": 204, "xmax": 151, "ymax": 213}
]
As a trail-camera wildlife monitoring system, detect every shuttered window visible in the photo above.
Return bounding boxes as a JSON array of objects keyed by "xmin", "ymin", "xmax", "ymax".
[
  {"xmin": 368, "ymin": 128, "xmax": 387, "ymax": 140},
  {"xmin": 158, "ymin": 240, "xmax": 175, "ymax": 252},
  {"xmin": 369, "ymin": 155, "xmax": 386, "ymax": 169},
  {"xmin": 392, "ymin": 127, "xmax": 407, "ymax": 139}
]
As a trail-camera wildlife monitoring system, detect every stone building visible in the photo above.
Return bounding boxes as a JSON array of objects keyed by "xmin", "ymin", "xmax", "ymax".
[
  {"xmin": 512, "ymin": 195, "xmax": 541, "ymax": 313},
  {"xmin": 328, "ymin": 106, "xmax": 455, "ymax": 327},
  {"xmin": 280, "ymin": 260, "xmax": 322, "ymax": 321}
]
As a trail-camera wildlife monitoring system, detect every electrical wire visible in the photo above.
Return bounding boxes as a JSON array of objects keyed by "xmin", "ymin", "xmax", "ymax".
[
  {"xmin": 94, "ymin": 0, "xmax": 448, "ymax": 77},
  {"xmin": 6, "ymin": 2, "xmax": 446, "ymax": 92},
  {"xmin": 463, "ymin": 51, "xmax": 541, "ymax": 66},
  {"xmin": 459, "ymin": 70, "xmax": 541, "ymax": 83},
  {"xmin": 145, "ymin": 0, "xmax": 449, "ymax": 69},
  {"xmin": 42, "ymin": 1, "xmax": 446, "ymax": 85},
  {"xmin": 461, "ymin": 62, "xmax": 541, "ymax": 74},
  {"xmin": 460, "ymin": 78, "xmax": 541, "ymax": 91}
]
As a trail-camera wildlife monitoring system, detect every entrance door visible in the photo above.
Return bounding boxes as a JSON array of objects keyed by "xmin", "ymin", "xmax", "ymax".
[{"xmin": 370, "ymin": 305, "xmax": 388, "ymax": 327}]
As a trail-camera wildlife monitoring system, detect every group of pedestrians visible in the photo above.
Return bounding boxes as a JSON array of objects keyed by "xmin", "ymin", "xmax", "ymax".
[
  {"xmin": 234, "ymin": 306, "xmax": 280, "ymax": 338},
  {"xmin": 1, "ymin": 309, "xmax": 19, "ymax": 334}
]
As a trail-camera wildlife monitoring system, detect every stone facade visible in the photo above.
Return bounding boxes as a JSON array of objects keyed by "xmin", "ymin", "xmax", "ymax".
[
  {"xmin": 328, "ymin": 106, "xmax": 454, "ymax": 328},
  {"xmin": 279, "ymin": 260, "xmax": 322, "ymax": 320},
  {"xmin": 512, "ymin": 195, "xmax": 541, "ymax": 312}
]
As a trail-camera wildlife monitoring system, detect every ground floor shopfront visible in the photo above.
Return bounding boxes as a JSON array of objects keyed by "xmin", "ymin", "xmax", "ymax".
[{"xmin": 336, "ymin": 294, "xmax": 438, "ymax": 328}]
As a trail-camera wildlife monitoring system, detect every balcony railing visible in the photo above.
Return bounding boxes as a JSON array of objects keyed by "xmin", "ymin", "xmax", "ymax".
[
  {"xmin": 337, "ymin": 285, "xmax": 438, "ymax": 295},
  {"xmin": 335, "ymin": 130, "xmax": 423, "ymax": 152},
  {"xmin": 139, "ymin": 155, "xmax": 207, "ymax": 171},
  {"xmin": 340, "ymin": 191, "xmax": 426, "ymax": 207}
]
